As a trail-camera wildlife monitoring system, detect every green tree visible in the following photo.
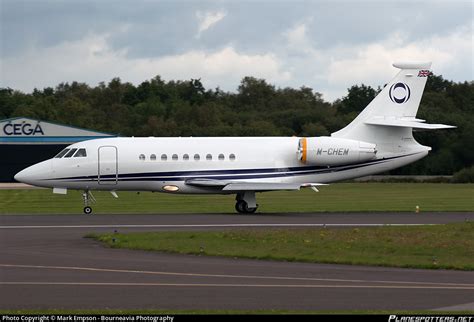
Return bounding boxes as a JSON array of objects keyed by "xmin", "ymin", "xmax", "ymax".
[{"xmin": 339, "ymin": 84, "xmax": 377, "ymax": 114}]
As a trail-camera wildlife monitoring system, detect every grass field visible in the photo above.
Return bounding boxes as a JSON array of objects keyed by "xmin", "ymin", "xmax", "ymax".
[
  {"xmin": 90, "ymin": 222, "xmax": 474, "ymax": 271},
  {"xmin": 1, "ymin": 183, "xmax": 473, "ymax": 214}
]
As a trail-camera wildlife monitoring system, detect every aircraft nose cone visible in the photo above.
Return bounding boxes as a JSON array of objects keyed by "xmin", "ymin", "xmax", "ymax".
[
  {"xmin": 14, "ymin": 167, "xmax": 33, "ymax": 184},
  {"xmin": 14, "ymin": 160, "xmax": 52, "ymax": 186}
]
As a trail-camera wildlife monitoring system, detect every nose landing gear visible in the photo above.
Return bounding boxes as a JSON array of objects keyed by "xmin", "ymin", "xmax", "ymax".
[{"xmin": 82, "ymin": 190, "xmax": 96, "ymax": 214}]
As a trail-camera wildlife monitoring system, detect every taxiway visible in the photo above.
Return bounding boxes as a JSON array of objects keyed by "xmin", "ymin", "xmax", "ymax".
[{"xmin": 1, "ymin": 212, "xmax": 473, "ymax": 311}]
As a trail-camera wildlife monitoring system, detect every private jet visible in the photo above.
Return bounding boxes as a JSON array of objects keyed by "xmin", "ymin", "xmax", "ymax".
[{"xmin": 15, "ymin": 62, "xmax": 455, "ymax": 214}]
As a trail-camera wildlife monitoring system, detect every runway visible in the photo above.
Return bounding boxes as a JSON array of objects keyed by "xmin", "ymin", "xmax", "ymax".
[{"xmin": 1, "ymin": 212, "xmax": 473, "ymax": 311}]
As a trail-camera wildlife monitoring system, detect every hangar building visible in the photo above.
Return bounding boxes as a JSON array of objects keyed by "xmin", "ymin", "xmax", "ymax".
[{"xmin": 0, "ymin": 117, "xmax": 115, "ymax": 182}]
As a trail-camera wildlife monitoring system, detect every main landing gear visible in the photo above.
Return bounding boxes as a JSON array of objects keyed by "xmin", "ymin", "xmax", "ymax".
[
  {"xmin": 82, "ymin": 190, "xmax": 96, "ymax": 215},
  {"xmin": 235, "ymin": 192, "xmax": 258, "ymax": 214}
]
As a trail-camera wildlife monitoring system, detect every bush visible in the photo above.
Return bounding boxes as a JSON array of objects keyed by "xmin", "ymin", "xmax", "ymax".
[{"xmin": 452, "ymin": 166, "xmax": 474, "ymax": 183}]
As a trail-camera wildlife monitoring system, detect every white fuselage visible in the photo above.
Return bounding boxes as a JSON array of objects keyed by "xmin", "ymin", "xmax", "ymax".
[{"xmin": 15, "ymin": 136, "xmax": 429, "ymax": 194}]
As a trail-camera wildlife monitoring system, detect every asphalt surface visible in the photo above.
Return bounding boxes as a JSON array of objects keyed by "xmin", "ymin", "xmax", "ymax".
[{"xmin": 1, "ymin": 212, "xmax": 473, "ymax": 311}]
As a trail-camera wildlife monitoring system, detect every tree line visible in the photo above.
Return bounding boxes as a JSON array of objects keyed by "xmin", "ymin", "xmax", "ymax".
[{"xmin": 0, "ymin": 74, "xmax": 472, "ymax": 176}]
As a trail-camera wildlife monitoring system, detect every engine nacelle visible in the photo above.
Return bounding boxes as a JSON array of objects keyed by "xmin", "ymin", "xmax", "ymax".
[{"xmin": 297, "ymin": 137, "xmax": 376, "ymax": 166}]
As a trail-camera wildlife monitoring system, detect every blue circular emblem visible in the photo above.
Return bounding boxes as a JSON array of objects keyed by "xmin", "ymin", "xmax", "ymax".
[{"xmin": 389, "ymin": 82, "xmax": 410, "ymax": 104}]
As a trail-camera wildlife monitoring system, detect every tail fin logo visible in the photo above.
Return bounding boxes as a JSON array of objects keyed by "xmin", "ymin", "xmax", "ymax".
[{"xmin": 389, "ymin": 82, "xmax": 411, "ymax": 104}]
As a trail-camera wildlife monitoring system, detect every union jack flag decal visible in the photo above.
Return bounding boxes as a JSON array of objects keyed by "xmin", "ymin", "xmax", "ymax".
[{"xmin": 418, "ymin": 70, "xmax": 430, "ymax": 77}]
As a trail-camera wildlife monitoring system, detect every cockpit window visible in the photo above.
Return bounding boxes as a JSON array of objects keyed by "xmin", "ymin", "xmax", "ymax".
[
  {"xmin": 64, "ymin": 148, "xmax": 78, "ymax": 158},
  {"xmin": 54, "ymin": 149, "xmax": 70, "ymax": 158},
  {"xmin": 74, "ymin": 148, "xmax": 87, "ymax": 157}
]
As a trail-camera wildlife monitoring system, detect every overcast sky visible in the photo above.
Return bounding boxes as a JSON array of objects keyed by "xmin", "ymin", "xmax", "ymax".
[{"xmin": 1, "ymin": 0, "xmax": 472, "ymax": 101}]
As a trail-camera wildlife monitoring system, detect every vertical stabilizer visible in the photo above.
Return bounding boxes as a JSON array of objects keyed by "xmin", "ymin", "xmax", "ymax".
[
  {"xmin": 333, "ymin": 62, "xmax": 432, "ymax": 139},
  {"xmin": 331, "ymin": 62, "xmax": 439, "ymax": 156}
]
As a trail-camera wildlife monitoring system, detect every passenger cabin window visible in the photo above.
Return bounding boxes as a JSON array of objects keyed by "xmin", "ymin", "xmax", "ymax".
[
  {"xmin": 74, "ymin": 148, "xmax": 87, "ymax": 157},
  {"xmin": 172, "ymin": 154, "xmax": 178, "ymax": 161},
  {"xmin": 206, "ymin": 154, "xmax": 212, "ymax": 161},
  {"xmin": 194, "ymin": 154, "xmax": 200, "ymax": 161},
  {"xmin": 218, "ymin": 154, "xmax": 225, "ymax": 161},
  {"xmin": 183, "ymin": 154, "xmax": 189, "ymax": 161},
  {"xmin": 54, "ymin": 149, "xmax": 70, "ymax": 158},
  {"xmin": 229, "ymin": 153, "xmax": 236, "ymax": 161},
  {"xmin": 161, "ymin": 154, "xmax": 167, "ymax": 161},
  {"xmin": 150, "ymin": 154, "xmax": 156, "ymax": 161},
  {"xmin": 64, "ymin": 148, "xmax": 78, "ymax": 158},
  {"xmin": 139, "ymin": 154, "xmax": 145, "ymax": 161}
]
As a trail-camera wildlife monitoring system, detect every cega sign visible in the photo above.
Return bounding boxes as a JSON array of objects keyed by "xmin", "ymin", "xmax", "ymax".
[
  {"xmin": 0, "ymin": 117, "xmax": 114, "ymax": 139},
  {"xmin": 3, "ymin": 122, "xmax": 45, "ymax": 136}
]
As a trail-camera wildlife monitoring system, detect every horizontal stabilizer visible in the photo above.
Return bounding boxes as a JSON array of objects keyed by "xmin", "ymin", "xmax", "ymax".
[
  {"xmin": 392, "ymin": 62, "xmax": 432, "ymax": 69},
  {"xmin": 365, "ymin": 117, "xmax": 456, "ymax": 130},
  {"xmin": 186, "ymin": 179, "xmax": 326, "ymax": 192}
]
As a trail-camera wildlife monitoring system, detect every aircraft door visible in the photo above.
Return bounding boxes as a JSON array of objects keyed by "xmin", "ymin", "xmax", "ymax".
[{"xmin": 98, "ymin": 146, "xmax": 118, "ymax": 185}]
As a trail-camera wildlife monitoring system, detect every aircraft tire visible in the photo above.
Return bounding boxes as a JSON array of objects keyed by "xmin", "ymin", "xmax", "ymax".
[
  {"xmin": 83, "ymin": 206, "xmax": 93, "ymax": 215},
  {"xmin": 235, "ymin": 200, "xmax": 257, "ymax": 214},
  {"xmin": 235, "ymin": 200, "xmax": 246, "ymax": 213},
  {"xmin": 245, "ymin": 206, "xmax": 257, "ymax": 214}
]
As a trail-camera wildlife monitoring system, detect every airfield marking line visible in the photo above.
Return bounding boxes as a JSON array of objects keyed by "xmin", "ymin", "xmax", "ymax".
[
  {"xmin": 0, "ymin": 223, "xmax": 438, "ymax": 229},
  {"xmin": 1, "ymin": 281, "xmax": 474, "ymax": 290},
  {"xmin": 1, "ymin": 264, "xmax": 472, "ymax": 288}
]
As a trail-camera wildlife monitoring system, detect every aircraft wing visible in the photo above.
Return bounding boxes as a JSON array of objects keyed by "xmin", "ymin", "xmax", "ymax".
[{"xmin": 185, "ymin": 179, "xmax": 326, "ymax": 192}]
